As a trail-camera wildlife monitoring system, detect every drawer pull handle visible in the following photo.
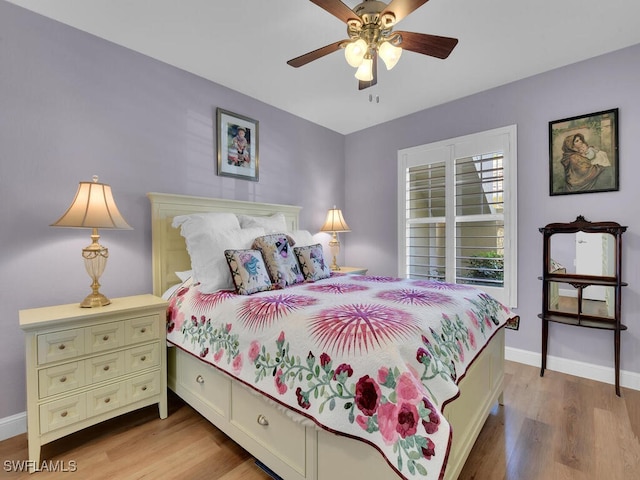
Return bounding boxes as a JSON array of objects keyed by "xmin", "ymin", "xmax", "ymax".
[
  {"xmin": 103, "ymin": 365, "xmax": 110, "ymax": 371},
  {"xmin": 140, "ymin": 356, "xmax": 146, "ymax": 362},
  {"xmin": 140, "ymin": 328, "xmax": 146, "ymax": 334},
  {"xmin": 103, "ymin": 335, "xmax": 110, "ymax": 341},
  {"xmin": 196, "ymin": 375, "xmax": 204, "ymax": 384},
  {"xmin": 58, "ymin": 344, "xmax": 66, "ymax": 350},
  {"xmin": 104, "ymin": 397, "xmax": 111, "ymax": 404},
  {"xmin": 59, "ymin": 376, "xmax": 67, "ymax": 383},
  {"xmin": 257, "ymin": 414, "xmax": 269, "ymax": 426},
  {"xmin": 141, "ymin": 386, "xmax": 147, "ymax": 391},
  {"xmin": 60, "ymin": 411, "xmax": 68, "ymax": 418}
]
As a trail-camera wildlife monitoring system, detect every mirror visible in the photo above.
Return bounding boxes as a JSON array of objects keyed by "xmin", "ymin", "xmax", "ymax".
[
  {"xmin": 548, "ymin": 232, "xmax": 615, "ymax": 276},
  {"xmin": 548, "ymin": 282, "xmax": 615, "ymax": 318},
  {"xmin": 548, "ymin": 232, "xmax": 616, "ymax": 317}
]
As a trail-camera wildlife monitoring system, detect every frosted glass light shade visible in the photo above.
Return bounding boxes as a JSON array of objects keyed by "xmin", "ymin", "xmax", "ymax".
[
  {"xmin": 344, "ymin": 39, "xmax": 367, "ymax": 67},
  {"xmin": 354, "ymin": 57, "xmax": 374, "ymax": 81},
  {"xmin": 379, "ymin": 41, "xmax": 402, "ymax": 70}
]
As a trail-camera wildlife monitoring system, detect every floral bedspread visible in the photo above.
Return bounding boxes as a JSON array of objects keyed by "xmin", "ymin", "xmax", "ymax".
[{"xmin": 166, "ymin": 273, "xmax": 512, "ymax": 479}]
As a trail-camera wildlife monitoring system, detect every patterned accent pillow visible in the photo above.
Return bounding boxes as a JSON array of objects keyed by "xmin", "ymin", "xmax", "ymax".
[
  {"xmin": 224, "ymin": 249, "xmax": 273, "ymax": 295},
  {"xmin": 294, "ymin": 244, "xmax": 331, "ymax": 282},
  {"xmin": 252, "ymin": 233, "xmax": 304, "ymax": 288}
]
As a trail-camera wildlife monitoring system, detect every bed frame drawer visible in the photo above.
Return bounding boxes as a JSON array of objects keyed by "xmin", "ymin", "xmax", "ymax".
[
  {"xmin": 230, "ymin": 383, "xmax": 307, "ymax": 476},
  {"xmin": 175, "ymin": 348, "xmax": 230, "ymax": 419}
]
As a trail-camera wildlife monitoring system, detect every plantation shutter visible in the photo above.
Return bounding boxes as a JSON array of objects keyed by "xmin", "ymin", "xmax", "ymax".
[
  {"xmin": 454, "ymin": 153, "xmax": 505, "ymax": 287},
  {"xmin": 398, "ymin": 126, "xmax": 517, "ymax": 307}
]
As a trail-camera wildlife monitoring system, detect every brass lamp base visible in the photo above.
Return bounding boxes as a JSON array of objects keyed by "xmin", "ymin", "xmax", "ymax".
[{"xmin": 80, "ymin": 292, "xmax": 111, "ymax": 308}]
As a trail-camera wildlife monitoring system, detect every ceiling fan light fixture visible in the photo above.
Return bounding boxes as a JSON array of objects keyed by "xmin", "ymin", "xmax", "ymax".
[
  {"xmin": 378, "ymin": 41, "xmax": 402, "ymax": 70},
  {"xmin": 344, "ymin": 38, "xmax": 367, "ymax": 67},
  {"xmin": 354, "ymin": 57, "xmax": 373, "ymax": 81}
]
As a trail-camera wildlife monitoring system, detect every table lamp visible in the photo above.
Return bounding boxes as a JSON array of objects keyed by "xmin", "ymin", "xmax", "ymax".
[
  {"xmin": 51, "ymin": 176, "xmax": 132, "ymax": 307},
  {"xmin": 320, "ymin": 206, "xmax": 351, "ymax": 271}
]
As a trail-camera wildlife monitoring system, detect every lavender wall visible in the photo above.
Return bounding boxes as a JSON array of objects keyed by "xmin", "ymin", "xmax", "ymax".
[
  {"xmin": 344, "ymin": 45, "xmax": 640, "ymax": 379},
  {"xmin": 0, "ymin": 2, "xmax": 345, "ymax": 419}
]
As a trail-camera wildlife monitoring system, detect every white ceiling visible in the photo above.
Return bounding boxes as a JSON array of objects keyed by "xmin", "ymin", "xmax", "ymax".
[{"xmin": 8, "ymin": 0, "xmax": 640, "ymax": 134}]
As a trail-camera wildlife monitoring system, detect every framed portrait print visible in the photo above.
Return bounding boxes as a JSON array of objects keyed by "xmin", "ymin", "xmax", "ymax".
[
  {"xmin": 549, "ymin": 108, "xmax": 618, "ymax": 196},
  {"xmin": 216, "ymin": 108, "xmax": 259, "ymax": 181}
]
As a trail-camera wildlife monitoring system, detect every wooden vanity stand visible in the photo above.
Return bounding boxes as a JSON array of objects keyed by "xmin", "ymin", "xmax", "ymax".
[{"xmin": 538, "ymin": 216, "xmax": 627, "ymax": 396}]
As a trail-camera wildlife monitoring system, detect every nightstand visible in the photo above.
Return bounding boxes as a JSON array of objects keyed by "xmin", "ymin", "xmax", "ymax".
[
  {"xmin": 335, "ymin": 266, "xmax": 368, "ymax": 275},
  {"xmin": 19, "ymin": 294, "xmax": 169, "ymax": 468}
]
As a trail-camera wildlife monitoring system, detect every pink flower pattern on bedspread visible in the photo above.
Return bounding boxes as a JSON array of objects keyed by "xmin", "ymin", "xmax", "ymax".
[{"xmin": 166, "ymin": 275, "xmax": 512, "ymax": 479}]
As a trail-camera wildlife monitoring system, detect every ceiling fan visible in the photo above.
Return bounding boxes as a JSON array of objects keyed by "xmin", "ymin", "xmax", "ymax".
[{"xmin": 287, "ymin": 0, "xmax": 459, "ymax": 90}]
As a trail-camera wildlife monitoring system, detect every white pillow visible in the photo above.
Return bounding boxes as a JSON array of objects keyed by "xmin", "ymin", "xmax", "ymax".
[
  {"xmin": 173, "ymin": 212, "xmax": 241, "ymax": 232},
  {"xmin": 189, "ymin": 227, "xmax": 265, "ymax": 293},
  {"xmin": 161, "ymin": 276, "xmax": 194, "ymax": 300},
  {"xmin": 238, "ymin": 213, "xmax": 288, "ymax": 233},
  {"xmin": 175, "ymin": 270, "xmax": 193, "ymax": 282},
  {"xmin": 172, "ymin": 212, "xmax": 265, "ymax": 293},
  {"xmin": 288, "ymin": 229, "xmax": 314, "ymax": 247}
]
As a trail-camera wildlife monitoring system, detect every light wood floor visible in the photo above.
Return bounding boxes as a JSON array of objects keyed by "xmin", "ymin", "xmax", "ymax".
[{"xmin": 2, "ymin": 361, "xmax": 639, "ymax": 479}]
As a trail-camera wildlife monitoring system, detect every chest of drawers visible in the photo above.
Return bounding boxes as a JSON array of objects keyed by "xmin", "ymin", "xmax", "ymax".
[{"xmin": 19, "ymin": 294, "xmax": 168, "ymax": 468}]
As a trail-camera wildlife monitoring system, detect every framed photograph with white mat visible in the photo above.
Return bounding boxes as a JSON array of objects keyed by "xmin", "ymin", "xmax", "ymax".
[{"xmin": 216, "ymin": 108, "xmax": 259, "ymax": 181}]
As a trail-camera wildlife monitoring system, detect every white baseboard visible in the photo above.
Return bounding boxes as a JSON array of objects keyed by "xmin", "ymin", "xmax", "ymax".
[
  {"xmin": 1, "ymin": 349, "xmax": 638, "ymax": 441},
  {"xmin": 505, "ymin": 346, "xmax": 640, "ymax": 391},
  {"xmin": 0, "ymin": 411, "xmax": 26, "ymax": 441}
]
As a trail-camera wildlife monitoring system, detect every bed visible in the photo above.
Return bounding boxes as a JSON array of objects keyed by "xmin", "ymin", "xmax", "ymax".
[{"xmin": 148, "ymin": 192, "xmax": 509, "ymax": 480}]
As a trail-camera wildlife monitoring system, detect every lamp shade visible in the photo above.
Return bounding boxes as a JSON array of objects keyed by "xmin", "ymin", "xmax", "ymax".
[
  {"xmin": 320, "ymin": 206, "xmax": 351, "ymax": 233},
  {"xmin": 51, "ymin": 176, "xmax": 132, "ymax": 230}
]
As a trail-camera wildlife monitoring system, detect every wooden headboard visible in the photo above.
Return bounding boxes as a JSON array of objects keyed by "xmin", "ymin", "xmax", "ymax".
[{"xmin": 147, "ymin": 192, "xmax": 301, "ymax": 297}]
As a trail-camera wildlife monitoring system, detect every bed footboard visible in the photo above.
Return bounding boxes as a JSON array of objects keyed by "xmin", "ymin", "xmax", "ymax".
[{"xmin": 167, "ymin": 328, "xmax": 504, "ymax": 480}]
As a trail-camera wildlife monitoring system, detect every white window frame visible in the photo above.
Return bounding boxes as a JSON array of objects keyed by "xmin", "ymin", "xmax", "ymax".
[{"xmin": 397, "ymin": 125, "xmax": 518, "ymax": 308}]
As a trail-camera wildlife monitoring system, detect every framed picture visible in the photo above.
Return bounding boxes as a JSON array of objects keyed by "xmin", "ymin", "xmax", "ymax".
[
  {"xmin": 549, "ymin": 108, "xmax": 618, "ymax": 196},
  {"xmin": 216, "ymin": 108, "xmax": 259, "ymax": 181}
]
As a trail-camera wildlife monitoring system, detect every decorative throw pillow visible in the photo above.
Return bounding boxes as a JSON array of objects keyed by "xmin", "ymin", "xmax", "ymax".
[
  {"xmin": 224, "ymin": 249, "xmax": 273, "ymax": 295},
  {"xmin": 252, "ymin": 233, "xmax": 304, "ymax": 288},
  {"xmin": 238, "ymin": 213, "xmax": 288, "ymax": 233},
  {"xmin": 294, "ymin": 244, "xmax": 331, "ymax": 281}
]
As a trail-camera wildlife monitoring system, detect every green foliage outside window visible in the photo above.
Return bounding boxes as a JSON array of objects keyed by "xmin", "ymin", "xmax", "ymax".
[{"xmin": 468, "ymin": 251, "xmax": 504, "ymax": 281}]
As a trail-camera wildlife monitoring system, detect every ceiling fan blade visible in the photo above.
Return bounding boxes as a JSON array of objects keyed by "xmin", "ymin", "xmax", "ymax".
[
  {"xmin": 395, "ymin": 31, "xmax": 458, "ymax": 59},
  {"xmin": 287, "ymin": 40, "xmax": 345, "ymax": 68},
  {"xmin": 358, "ymin": 53, "xmax": 378, "ymax": 90},
  {"xmin": 310, "ymin": 0, "xmax": 359, "ymax": 24},
  {"xmin": 380, "ymin": 0, "xmax": 430, "ymax": 24}
]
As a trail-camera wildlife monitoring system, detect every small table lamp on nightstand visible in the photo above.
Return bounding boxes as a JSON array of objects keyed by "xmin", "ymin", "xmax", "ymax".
[
  {"xmin": 51, "ymin": 176, "xmax": 132, "ymax": 308},
  {"xmin": 320, "ymin": 205, "xmax": 351, "ymax": 271}
]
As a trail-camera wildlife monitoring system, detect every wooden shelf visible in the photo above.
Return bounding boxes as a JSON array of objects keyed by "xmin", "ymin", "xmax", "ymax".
[
  {"xmin": 538, "ymin": 274, "xmax": 628, "ymax": 287},
  {"xmin": 537, "ymin": 313, "xmax": 627, "ymax": 331}
]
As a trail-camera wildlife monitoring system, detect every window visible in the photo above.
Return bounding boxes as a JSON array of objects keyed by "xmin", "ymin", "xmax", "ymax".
[{"xmin": 397, "ymin": 125, "xmax": 517, "ymax": 307}]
